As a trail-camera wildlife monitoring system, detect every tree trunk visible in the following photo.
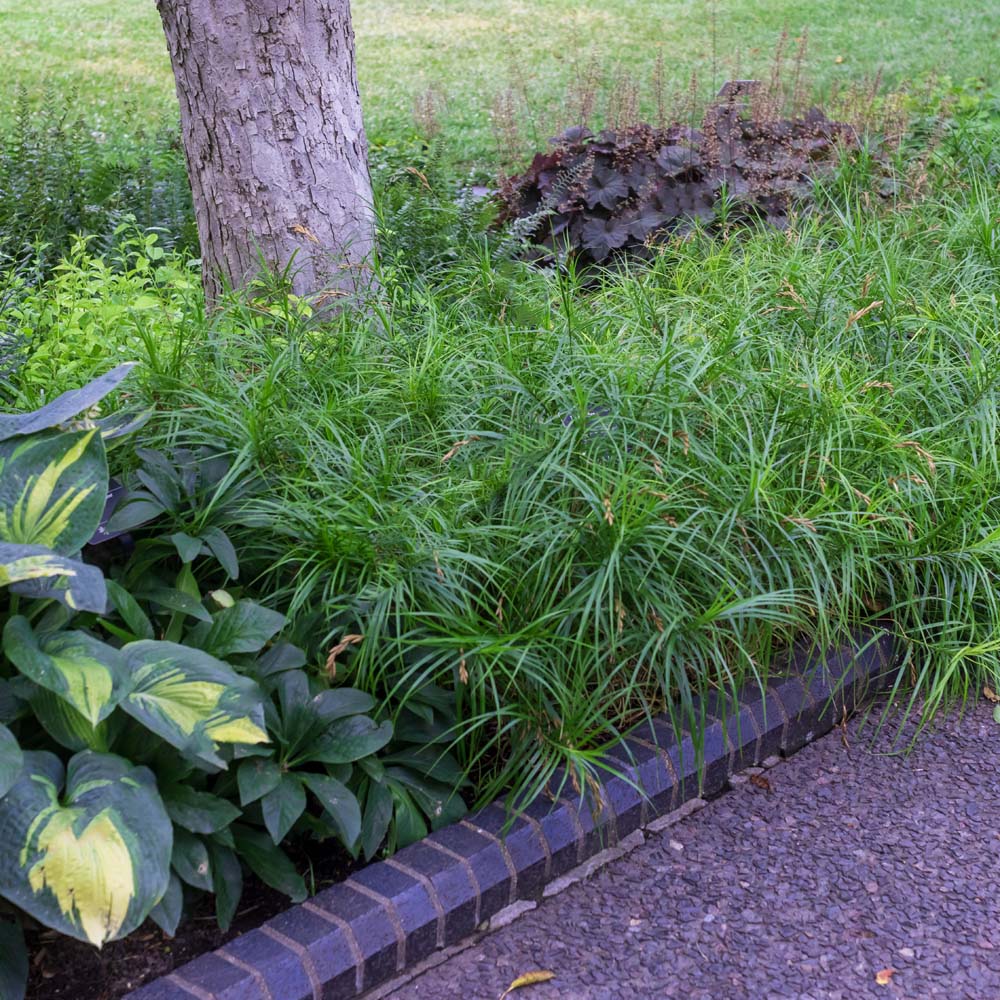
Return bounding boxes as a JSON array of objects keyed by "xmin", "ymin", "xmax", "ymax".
[{"xmin": 156, "ymin": 0, "xmax": 375, "ymax": 307}]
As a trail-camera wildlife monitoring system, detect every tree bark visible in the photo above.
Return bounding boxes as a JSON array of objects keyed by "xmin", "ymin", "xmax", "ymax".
[{"xmin": 156, "ymin": 0, "xmax": 375, "ymax": 306}]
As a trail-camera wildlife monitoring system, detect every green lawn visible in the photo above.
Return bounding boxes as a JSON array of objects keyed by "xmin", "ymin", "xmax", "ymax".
[{"xmin": 1, "ymin": 0, "xmax": 998, "ymax": 161}]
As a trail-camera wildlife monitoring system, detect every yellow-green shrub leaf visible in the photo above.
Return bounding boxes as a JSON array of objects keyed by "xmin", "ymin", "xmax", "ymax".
[
  {"xmin": 120, "ymin": 641, "xmax": 268, "ymax": 768},
  {"xmin": 0, "ymin": 429, "xmax": 107, "ymax": 554},
  {"xmin": 0, "ymin": 750, "xmax": 171, "ymax": 948},
  {"xmin": 3, "ymin": 617, "xmax": 128, "ymax": 727}
]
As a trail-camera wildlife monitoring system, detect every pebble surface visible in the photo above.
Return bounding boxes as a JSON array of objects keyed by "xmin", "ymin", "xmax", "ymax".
[{"xmin": 385, "ymin": 703, "xmax": 1000, "ymax": 1000}]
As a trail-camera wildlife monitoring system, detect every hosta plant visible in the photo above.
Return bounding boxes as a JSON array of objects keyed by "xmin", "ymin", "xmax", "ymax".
[{"xmin": 0, "ymin": 369, "xmax": 466, "ymax": 999}]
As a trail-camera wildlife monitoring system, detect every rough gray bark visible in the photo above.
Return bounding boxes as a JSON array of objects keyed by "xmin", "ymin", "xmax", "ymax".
[{"xmin": 156, "ymin": 0, "xmax": 375, "ymax": 306}]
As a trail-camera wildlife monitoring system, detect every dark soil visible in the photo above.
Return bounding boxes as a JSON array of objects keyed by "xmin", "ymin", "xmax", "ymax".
[{"xmin": 24, "ymin": 841, "xmax": 360, "ymax": 1000}]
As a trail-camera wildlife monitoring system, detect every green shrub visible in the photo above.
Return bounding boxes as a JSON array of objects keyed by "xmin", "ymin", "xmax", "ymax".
[{"xmin": 0, "ymin": 92, "xmax": 196, "ymax": 268}]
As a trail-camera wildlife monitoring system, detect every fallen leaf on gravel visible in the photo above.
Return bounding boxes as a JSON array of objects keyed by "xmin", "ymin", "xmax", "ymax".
[
  {"xmin": 984, "ymin": 685, "xmax": 1000, "ymax": 703},
  {"xmin": 499, "ymin": 971, "xmax": 556, "ymax": 998},
  {"xmin": 749, "ymin": 773, "xmax": 773, "ymax": 793},
  {"xmin": 875, "ymin": 968, "xmax": 896, "ymax": 985}
]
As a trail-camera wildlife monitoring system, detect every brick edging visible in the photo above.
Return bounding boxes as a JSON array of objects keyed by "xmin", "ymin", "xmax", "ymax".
[{"xmin": 126, "ymin": 628, "xmax": 898, "ymax": 1000}]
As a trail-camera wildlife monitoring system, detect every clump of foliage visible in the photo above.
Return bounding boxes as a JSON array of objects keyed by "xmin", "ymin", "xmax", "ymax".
[
  {"xmin": 499, "ymin": 98, "xmax": 866, "ymax": 263},
  {"xmin": 0, "ymin": 92, "xmax": 196, "ymax": 269},
  {"xmin": 0, "ymin": 369, "xmax": 464, "ymax": 999}
]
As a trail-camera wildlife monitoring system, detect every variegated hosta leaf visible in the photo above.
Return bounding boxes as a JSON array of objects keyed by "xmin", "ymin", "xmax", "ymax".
[
  {"xmin": 0, "ymin": 724, "xmax": 21, "ymax": 800},
  {"xmin": 0, "ymin": 542, "xmax": 107, "ymax": 613},
  {"xmin": 3, "ymin": 617, "xmax": 129, "ymax": 727},
  {"xmin": 121, "ymin": 641, "xmax": 269, "ymax": 768},
  {"xmin": 0, "ymin": 750, "xmax": 171, "ymax": 947},
  {"xmin": 0, "ymin": 429, "xmax": 107, "ymax": 554}
]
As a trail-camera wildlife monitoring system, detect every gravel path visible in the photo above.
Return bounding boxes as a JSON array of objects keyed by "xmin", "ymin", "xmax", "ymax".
[{"xmin": 384, "ymin": 702, "xmax": 1000, "ymax": 1000}]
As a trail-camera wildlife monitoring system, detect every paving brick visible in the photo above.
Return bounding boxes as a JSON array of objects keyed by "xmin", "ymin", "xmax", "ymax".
[
  {"xmin": 459, "ymin": 803, "xmax": 549, "ymax": 900},
  {"xmin": 263, "ymin": 906, "xmax": 358, "ymax": 1000},
  {"xmin": 348, "ymin": 861, "xmax": 440, "ymax": 968},
  {"xmin": 518, "ymin": 798, "xmax": 585, "ymax": 878},
  {"xmin": 389, "ymin": 840, "xmax": 480, "ymax": 944},
  {"xmin": 308, "ymin": 882, "xmax": 398, "ymax": 987},
  {"xmin": 768, "ymin": 674, "xmax": 820, "ymax": 755},
  {"xmin": 429, "ymin": 821, "xmax": 512, "ymax": 923},
  {"xmin": 220, "ymin": 929, "xmax": 311, "ymax": 1000},
  {"xmin": 169, "ymin": 954, "xmax": 266, "ymax": 1000}
]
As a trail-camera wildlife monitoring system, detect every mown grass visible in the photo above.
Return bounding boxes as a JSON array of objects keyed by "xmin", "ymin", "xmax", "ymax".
[
  {"xmin": 3, "ymin": 0, "xmax": 999, "ymax": 161},
  {"xmin": 11, "ymin": 108, "xmax": 996, "ymax": 806}
]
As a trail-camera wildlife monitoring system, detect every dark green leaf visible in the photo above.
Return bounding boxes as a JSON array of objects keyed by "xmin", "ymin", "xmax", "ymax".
[
  {"xmin": 261, "ymin": 774, "xmax": 307, "ymax": 844},
  {"xmin": 195, "ymin": 601, "xmax": 286, "ymax": 657},
  {"xmin": 312, "ymin": 688, "xmax": 375, "ymax": 724},
  {"xmin": 171, "ymin": 829, "xmax": 213, "ymax": 891},
  {"xmin": 105, "ymin": 496, "xmax": 166, "ymax": 534},
  {"xmin": 232, "ymin": 825, "xmax": 306, "ymax": 902},
  {"xmin": 0, "ymin": 918, "xmax": 27, "ymax": 1000},
  {"xmin": 105, "ymin": 579, "xmax": 154, "ymax": 640},
  {"xmin": 170, "ymin": 532, "xmax": 204, "ymax": 564},
  {"xmin": 254, "ymin": 642, "xmax": 306, "ymax": 679},
  {"xmin": 137, "ymin": 586, "xmax": 212, "ymax": 622},
  {"xmin": 148, "ymin": 873, "xmax": 184, "ymax": 938},
  {"xmin": 391, "ymin": 786, "xmax": 428, "ymax": 848},
  {"xmin": 201, "ymin": 527, "xmax": 239, "ymax": 580},
  {"xmin": 0, "ymin": 724, "xmax": 21, "ymax": 800},
  {"xmin": 162, "ymin": 785, "xmax": 241, "ymax": 835},
  {"xmin": 309, "ymin": 716, "xmax": 393, "ymax": 765},
  {"xmin": 237, "ymin": 757, "xmax": 283, "ymax": 806},
  {"xmin": 300, "ymin": 773, "xmax": 361, "ymax": 846},
  {"xmin": 207, "ymin": 841, "xmax": 243, "ymax": 932},
  {"xmin": 360, "ymin": 781, "xmax": 393, "ymax": 861}
]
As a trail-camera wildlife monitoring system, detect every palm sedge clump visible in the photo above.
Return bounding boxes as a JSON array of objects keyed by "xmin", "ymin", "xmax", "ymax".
[{"xmin": 110, "ymin": 115, "xmax": 1000, "ymax": 815}]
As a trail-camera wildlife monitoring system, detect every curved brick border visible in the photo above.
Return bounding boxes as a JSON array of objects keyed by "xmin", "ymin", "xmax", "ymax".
[{"xmin": 126, "ymin": 629, "xmax": 898, "ymax": 1000}]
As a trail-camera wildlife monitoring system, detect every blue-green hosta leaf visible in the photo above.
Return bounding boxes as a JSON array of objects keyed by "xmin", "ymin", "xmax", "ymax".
[
  {"xmin": 0, "ymin": 725, "xmax": 21, "ymax": 800},
  {"xmin": 0, "ymin": 429, "xmax": 107, "ymax": 554},
  {"xmin": 186, "ymin": 600, "xmax": 286, "ymax": 657},
  {"xmin": 0, "ymin": 364, "xmax": 136, "ymax": 443},
  {"xmin": 0, "ymin": 750, "xmax": 171, "ymax": 947},
  {"xmin": 121, "ymin": 641, "xmax": 269, "ymax": 767},
  {"xmin": 0, "ymin": 543, "xmax": 107, "ymax": 613},
  {"xmin": 0, "ymin": 918, "xmax": 27, "ymax": 1000},
  {"xmin": 94, "ymin": 406, "xmax": 153, "ymax": 442},
  {"xmin": 3, "ymin": 617, "xmax": 129, "ymax": 727}
]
